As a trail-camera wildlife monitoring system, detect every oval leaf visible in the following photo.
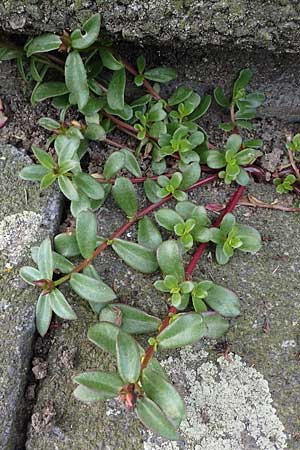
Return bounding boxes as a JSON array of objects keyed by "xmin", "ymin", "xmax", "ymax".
[
  {"xmin": 107, "ymin": 68, "xmax": 126, "ymax": 111},
  {"xmin": 136, "ymin": 396, "xmax": 179, "ymax": 440},
  {"xmin": 100, "ymin": 304, "xmax": 161, "ymax": 334},
  {"xmin": 26, "ymin": 34, "xmax": 61, "ymax": 56},
  {"xmin": 65, "ymin": 51, "xmax": 89, "ymax": 109},
  {"xmin": 38, "ymin": 237, "xmax": 53, "ymax": 280},
  {"xmin": 112, "ymin": 239, "xmax": 158, "ymax": 273},
  {"xmin": 74, "ymin": 370, "xmax": 122, "ymax": 398},
  {"xmin": 54, "ymin": 232, "xmax": 80, "ymax": 257},
  {"xmin": 203, "ymin": 314, "xmax": 229, "ymax": 339},
  {"xmin": 112, "ymin": 177, "xmax": 138, "ymax": 218},
  {"xmin": 36, "ymin": 294, "xmax": 52, "ymax": 337},
  {"xmin": 156, "ymin": 240, "xmax": 184, "ymax": 281},
  {"xmin": 71, "ymin": 14, "xmax": 101, "ymax": 49},
  {"xmin": 138, "ymin": 217, "xmax": 162, "ymax": 251},
  {"xmin": 116, "ymin": 330, "xmax": 141, "ymax": 383},
  {"xmin": 48, "ymin": 288, "xmax": 77, "ymax": 320},
  {"xmin": 76, "ymin": 210, "xmax": 97, "ymax": 258},
  {"xmin": 70, "ymin": 273, "xmax": 116, "ymax": 303},
  {"xmin": 205, "ymin": 284, "xmax": 240, "ymax": 317},
  {"xmin": 157, "ymin": 313, "xmax": 206, "ymax": 349},
  {"xmin": 103, "ymin": 151, "xmax": 125, "ymax": 179},
  {"xmin": 88, "ymin": 322, "xmax": 119, "ymax": 355}
]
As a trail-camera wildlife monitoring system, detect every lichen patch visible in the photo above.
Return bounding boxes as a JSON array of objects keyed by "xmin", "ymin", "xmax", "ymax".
[
  {"xmin": 144, "ymin": 349, "xmax": 287, "ymax": 450},
  {"xmin": 0, "ymin": 211, "xmax": 42, "ymax": 265}
]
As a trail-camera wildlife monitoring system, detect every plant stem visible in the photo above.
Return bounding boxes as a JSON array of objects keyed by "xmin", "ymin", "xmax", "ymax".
[
  {"xmin": 185, "ymin": 185, "xmax": 245, "ymax": 276},
  {"xmin": 141, "ymin": 184, "xmax": 244, "ymax": 370},
  {"xmin": 95, "ymin": 172, "xmax": 175, "ymax": 184},
  {"xmin": 122, "ymin": 60, "xmax": 162, "ymax": 102},
  {"xmin": 53, "ymin": 174, "xmax": 218, "ymax": 288},
  {"xmin": 103, "ymin": 138, "xmax": 135, "ymax": 151},
  {"xmin": 288, "ymin": 149, "xmax": 300, "ymax": 180}
]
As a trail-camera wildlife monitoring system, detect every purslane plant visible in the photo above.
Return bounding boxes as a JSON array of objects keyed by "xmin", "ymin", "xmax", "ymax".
[{"xmin": 0, "ymin": 12, "xmax": 280, "ymax": 441}]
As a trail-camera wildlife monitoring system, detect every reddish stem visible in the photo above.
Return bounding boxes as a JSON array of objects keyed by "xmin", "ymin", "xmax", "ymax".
[
  {"xmin": 185, "ymin": 185, "xmax": 245, "ymax": 276},
  {"xmin": 122, "ymin": 60, "xmax": 162, "ymax": 102},
  {"xmin": 104, "ymin": 138, "xmax": 135, "ymax": 152},
  {"xmin": 95, "ymin": 172, "xmax": 175, "ymax": 184}
]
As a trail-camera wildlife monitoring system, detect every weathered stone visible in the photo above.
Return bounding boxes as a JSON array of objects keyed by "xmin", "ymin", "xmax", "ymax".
[
  {"xmin": 0, "ymin": 144, "xmax": 61, "ymax": 450},
  {"xmin": 1, "ymin": 1, "xmax": 300, "ymax": 53},
  {"xmin": 25, "ymin": 182, "xmax": 300, "ymax": 450}
]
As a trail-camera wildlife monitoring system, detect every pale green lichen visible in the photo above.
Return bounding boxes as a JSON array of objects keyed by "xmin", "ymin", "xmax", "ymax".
[{"xmin": 144, "ymin": 349, "xmax": 287, "ymax": 450}]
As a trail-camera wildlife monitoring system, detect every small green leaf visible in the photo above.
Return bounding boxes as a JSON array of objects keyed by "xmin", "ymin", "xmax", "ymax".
[
  {"xmin": 32, "ymin": 146, "xmax": 54, "ymax": 170},
  {"xmin": 103, "ymin": 151, "xmax": 125, "ymax": 179},
  {"xmin": 99, "ymin": 47, "xmax": 124, "ymax": 71},
  {"xmin": 19, "ymin": 266, "xmax": 42, "ymax": 285},
  {"xmin": 155, "ymin": 208, "xmax": 183, "ymax": 231},
  {"xmin": 88, "ymin": 322, "xmax": 119, "ymax": 355},
  {"xmin": 144, "ymin": 179, "xmax": 162, "ymax": 203},
  {"xmin": 36, "ymin": 294, "xmax": 52, "ymax": 337},
  {"xmin": 121, "ymin": 149, "xmax": 142, "ymax": 177},
  {"xmin": 73, "ymin": 172, "xmax": 104, "ymax": 200},
  {"xmin": 26, "ymin": 34, "xmax": 61, "ymax": 56},
  {"xmin": 74, "ymin": 370, "xmax": 122, "ymax": 399},
  {"xmin": 188, "ymin": 94, "xmax": 212, "ymax": 120},
  {"xmin": 38, "ymin": 117, "xmax": 60, "ymax": 131},
  {"xmin": 100, "ymin": 304, "xmax": 161, "ymax": 334},
  {"xmin": 107, "ymin": 68, "xmax": 126, "ymax": 111},
  {"xmin": 205, "ymin": 284, "xmax": 240, "ymax": 317},
  {"xmin": 116, "ymin": 330, "xmax": 141, "ymax": 383},
  {"xmin": 40, "ymin": 172, "xmax": 56, "ymax": 189},
  {"xmin": 58, "ymin": 175, "xmax": 79, "ymax": 201},
  {"xmin": 52, "ymin": 252, "xmax": 74, "ymax": 273},
  {"xmin": 138, "ymin": 217, "xmax": 162, "ymax": 251},
  {"xmin": 70, "ymin": 273, "xmax": 116, "ymax": 303},
  {"xmin": 156, "ymin": 240, "xmax": 184, "ymax": 281},
  {"xmin": 144, "ymin": 67, "xmax": 176, "ymax": 83},
  {"xmin": 180, "ymin": 162, "xmax": 201, "ymax": 189},
  {"xmin": 85, "ymin": 123, "xmax": 106, "ymax": 140},
  {"xmin": 112, "ymin": 177, "xmax": 138, "ymax": 218},
  {"xmin": 54, "ymin": 232, "xmax": 80, "ymax": 257},
  {"xmin": 206, "ymin": 150, "xmax": 226, "ymax": 169},
  {"xmin": 142, "ymin": 367, "xmax": 185, "ymax": 427},
  {"xmin": 19, "ymin": 165, "xmax": 49, "ymax": 181},
  {"xmin": 168, "ymin": 86, "xmax": 192, "ymax": 106},
  {"xmin": 157, "ymin": 313, "xmax": 206, "ymax": 349},
  {"xmin": 112, "ymin": 239, "xmax": 158, "ymax": 273},
  {"xmin": 76, "ymin": 210, "xmax": 97, "ymax": 258},
  {"xmin": 65, "ymin": 51, "xmax": 89, "ymax": 109},
  {"xmin": 54, "ymin": 135, "xmax": 80, "ymax": 162},
  {"xmin": 38, "ymin": 237, "xmax": 53, "ymax": 280},
  {"xmin": 71, "ymin": 14, "xmax": 101, "ymax": 49},
  {"xmin": 73, "ymin": 385, "xmax": 108, "ymax": 402},
  {"xmin": 234, "ymin": 224, "xmax": 262, "ymax": 253},
  {"xmin": 203, "ymin": 314, "xmax": 229, "ymax": 338},
  {"xmin": 48, "ymin": 288, "xmax": 77, "ymax": 320},
  {"xmin": 136, "ymin": 396, "xmax": 180, "ymax": 440},
  {"xmin": 233, "ymin": 68, "xmax": 252, "ymax": 98},
  {"xmin": 214, "ymin": 86, "xmax": 230, "ymax": 108}
]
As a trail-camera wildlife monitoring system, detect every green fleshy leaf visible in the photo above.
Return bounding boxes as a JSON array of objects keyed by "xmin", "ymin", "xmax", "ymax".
[
  {"xmin": 73, "ymin": 370, "xmax": 122, "ymax": 399},
  {"xmin": 156, "ymin": 240, "xmax": 184, "ymax": 281},
  {"xmin": 32, "ymin": 146, "xmax": 54, "ymax": 170},
  {"xmin": 155, "ymin": 208, "xmax": 183, "ymax": 231},
  {"xmin": 180, "ymin": 162, "xmax": 201, "ymax": 189},
  {"xmin": 48, "ymin": 288, "xmax": 77, "ymax": 320},
  {"xmin": 19, "ymin": 266, "xmax": 42, "ymax": 285},
  {"xmin": 188, "ymin": 94, "xmax": 211, "ymax": 120},
  {"xmin": 107, "ymin": 68, "xmax": 126, "ymax": 110},
  {"xmin": 138, "ymin": 217, "xmax": 163, "ymax": 251},
  {"xmin": 112, "ymin": 239, "xmax": 158, "ymax": 273},
  {"xmin": 36, "ymin": 294, "xmax": 52, "ymax": 337},
  {"xmin": 38, "ymin": 117, "xmax": 60, "ymax": 131},
  {"xmin": 40, "ymin": 172, "xmax": 56, "ymax": 189},
  {"xmin": 70, "ymin": 273, "xmax": 117, "ymax": 303},
  {"xmin": 214, "ymin": 86, "xmax": 230, "ymax": 108},
  {"xmin": 76, "ymin": 210, "xmax": 97, "ymax": 258},
  {"xmin": 157, "ymin": 313, "xmax": 206, "ymax": 349},
  {"xmin": 71, "ymin": 13, "xmax": 101, "ymax": 49},
  {"xmin": 65, "ymin": 51, "xmax": 89, "ymax": 109},
  {"xmin": 121, "ymin": 149, "xmax": 142, "ymax": 177},
  {"xmin": 73, "ymin": 172, "xmax": 104, "ymax": 200},
  {"xmin": 233, "ymin": 68, "xmax": 252, "ymax": 98},
  {"xmin": 234, "ymin": 224, "xmax": 262, "ymax": 253},
  {"xmin": 100, "ymin": 304, "xmax": 161, "ymax": 334},
  {"xmin": 52, "ymin": 252, "xmax": 74, "ymax": 273},
  {"xmin": 142, "ymin": 367, "xmax": 185, "ymax": 427},
  {"xmin": 112, "ymin": 177, "xmax": 138, "ymax": 218},
  {"xmin": 205, "ymin": 284, "xmax": 240, "ymax": 317},
  {"xmin": 31, "ymin": 82, "xmax": 69, "ymax": 103},
  {"xmin": 203, "ymin": 314, "xmax": 229, "ymax": 338},
  {"xmin": 54, "ymin": 135, "xmax": 80, "ymax": 163},
  {"xmin": 206, "ymin": 150, "xmax": 226, "ymax": 169},
  {"xmin": 116, "ymin": 330, "xmax": 141, "ymax": 383},
  {"xmin": 73, "ymin": 385, "xmax": 108, "ymax": 402},
  {"xmin": 58, "ymin": 175, "xmax": 79, "ymax": 201},
  {"xmin": 216, "ymin": 243, "xmax": 230, "ymax": 265},
  {"xmin": 85, "ymin": 123, "xmax": 106, "ymax": 141},
  {"xmin": 54, "ymin": 232, "xmax": 80, "ymax": 257},
  {"xmin": 37, "ymin": 237, "xmax": 53, "ymax": 280},
  {"xmin": 19, "ymin": 165, "xmax": 49, "ymax": 181},
  {"xmin": 26, "ymin": 34, "xmax": 61, "ymax": 56},
  {"xmin": 144, "ymin": 179, "xmax": 162, "ymax": 203},
  {"xmin": 103, "ymin": 151, "xmax": 125, "ymax": 179},
  {"xmin": 144, "ymin": 67, "xmax": 176, "ymax": 83},
  {"xmin": 168, "ymin": 86, "xmax": 192, "ymax": 106},
  {"xmin": 88, "ymin": 322, "xmax": 119, "ymax": 355},
  {"xmin": 99, "ymin": 47, "xmax": 124, "ymax": 70}
]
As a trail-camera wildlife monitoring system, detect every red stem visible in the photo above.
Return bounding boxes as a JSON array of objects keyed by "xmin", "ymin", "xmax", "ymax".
[
  {"xmin": 185, "ymin": 185, "xmax": 245, "ymax": 276},
  {"xmin": 122, "ymin": 60, "xmax": 162, "ymax": 102},
  {"xmin": 142, "ymin": 184, "xmax": 244, "ymax": 371}
]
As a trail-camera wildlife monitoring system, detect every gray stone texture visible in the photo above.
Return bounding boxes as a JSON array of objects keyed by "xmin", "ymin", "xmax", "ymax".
[
  {"xmin": 1, "ymin": 0, "xmax": 300, "ymax": 53},
  {"xmin": 0, "ymin": 145, "xmax": 61, "ymax": 450}
]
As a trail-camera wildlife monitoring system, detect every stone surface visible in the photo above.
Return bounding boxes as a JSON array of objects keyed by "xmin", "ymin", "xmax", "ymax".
[
  {"xmin": 0, "ymin": 144, "xmax": 61, "ymax": 450},
  {"xmin": 25, "ymin": 182, "xmax": 300, "ymax": 450},
  {"xmin": 1, "ymin": 1, "xmax": 300, "ymax": 53}
]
